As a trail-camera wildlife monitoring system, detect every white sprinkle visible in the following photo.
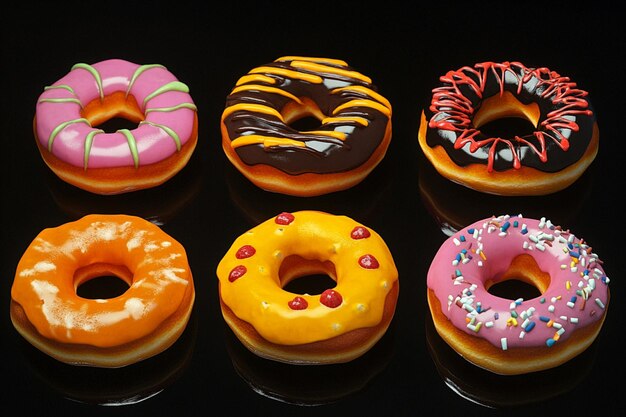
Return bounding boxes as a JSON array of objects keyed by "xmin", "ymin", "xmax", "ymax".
[
  {"xmin": 453, "ymin": 238, "xmax": 461, "ymax": 246},
  {"xmin": 485, "ymin": 321, "xmax": 494, "ymax": 328},
  {"xmin": 570, "ymin": 317, "xmax": 579, "ymax": 324},
  {"xmin": 501, "ymin": 338, "xmax": 508, "ymax": 350},
  {"xmin": 595, "ymin": 298, "xmax": 606, "ymax": 309},
  {"xmin": 548, "ymin": 305, "xmax": 555, "ymax": 312},
  {"xmin": 536, "ymin": 243, "xmax": 546, "ymax": 252}
]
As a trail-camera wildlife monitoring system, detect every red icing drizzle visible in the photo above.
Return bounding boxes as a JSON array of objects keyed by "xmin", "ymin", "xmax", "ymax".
[
  {"xmin": 358, "ymin": 254, "xmax": 379, "ymax": 269},
  {"xmin": 320, "ymin": 289, "xmax": 343, "ymax": 308},
  {"xmin": 351, "ymin": 226, "xmax": 371, "ymax": 239},
  {"xmin": 236, "ymin": 245, "xmax": 256, "ymax": 259},
  {"xmin": 229, "ymin": 265, "xmax": 247, "ymax": 282},
  {"xmin": 428, "ymin": 61, "xmax": 593, "ymax": 172},
  {"xmin": 288, "ymin": 296, "xmax": 308, "ymax": 310},
  {"xmin": 275, "ymin": 212, "xmax": 295, "ymax": 225}
]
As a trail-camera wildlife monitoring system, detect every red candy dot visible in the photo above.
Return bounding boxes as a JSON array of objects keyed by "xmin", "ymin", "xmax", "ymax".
[
  {"xmin": 320, "ymin": 289, "xmax": 343, "ymax": 308},
  {"xmin": 275, "ymin": 212, "xmax": 295, "ymax": 225},
  {"xmin": 235, "ymin": 245, "xmax": 256, "ymax": 259},
  {"xmin": 288, "ymin": 296, "xmax": 308, "ymax": 310},
  {"xmin": 358, "ymin": 254, "xmax": 379, "ymax": 269},
  {"xmin": 351, "ymin": 226, "xmax": 371, "ymax": 239},
  {"xmin": 228, "ymin": 265, "xmax": 247, "ymax": 282}
]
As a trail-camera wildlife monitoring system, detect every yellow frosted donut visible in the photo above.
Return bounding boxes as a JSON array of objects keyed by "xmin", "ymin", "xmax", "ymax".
[
  {"xmin": 10, "ymin": 214, "xmax": 195, "ymax": 368},
  {"xmin": 216, "ymin": 210, "xmax": 399, "ymax": 364}
]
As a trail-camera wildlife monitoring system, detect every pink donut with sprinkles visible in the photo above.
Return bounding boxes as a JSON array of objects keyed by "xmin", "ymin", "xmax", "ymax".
[
  {"xmin": 34, "ymin": 59, "xmax": 198, "ymax": 194},
  {"xmin": 427, "ymin": 214, "xmax": 610, "ymax": 375}
]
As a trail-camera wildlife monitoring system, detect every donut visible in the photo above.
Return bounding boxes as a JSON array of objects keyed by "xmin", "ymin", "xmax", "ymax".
[
  {"xmin": 34, "ymin": 59, "xmax": 198, "ymax": 195},
  {"xmin": 427, "ymin": 214, "xmax": 610, "ymax": 375},
  {"xmin": 220, "ymin": 56, "xmax": 393, "ymax": 197},
  {"xmin": 10, "ymin": 214, "xmax": 195, "ymax": 368},
  {"xmin": 216, "ymin": 210, "xmax": 399, "ymax": 364},
  {"xmin": 418, "ymin": 61, "xmax": 599, "ymax": 196}
]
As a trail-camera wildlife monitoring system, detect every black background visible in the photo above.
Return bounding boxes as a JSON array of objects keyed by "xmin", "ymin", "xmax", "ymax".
[{"xmin": 2, "ymin": 3, "xmax": 624, "ymax": 416}]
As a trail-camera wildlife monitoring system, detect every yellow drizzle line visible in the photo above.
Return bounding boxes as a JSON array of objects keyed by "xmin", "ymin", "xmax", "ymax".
[
  {"xmin": 38, "ymin": 97, "xmax": 83, "ymax": 107},
  {"xmin": 142, "ymin": 81, "xmax": 190, "ymax": 108},
  {"xmin": 334, "ymin": 99, "xmax": 392, "ymax": 118},
  {"xmin": 322, "ymin": 116, "xmax": 369, "ymax": 127},
  {"xmin": 301, "ymin": 130, "xmax": 347, "ymax": 140},
  {"xmin": 144, "ymin": 102, "xmax": 197, "ymax": 114},
  {"xmin": 221, "ymin": 103, "xmax": 284, "ymax": 122},
  {"xmin": 249, "ymin": 66, "xmax": 322, "ymax": 84},
  {"xmin": 230, "ymin": 135, "xmax": 306, "ymax": 149},
  {"xmin": 235, "ymin": 74, "xmax": 276, "ymax": 86},
  {"xmin": 290, "ymin": 60, "xmax": 372, "ymax": 84},
  {"xmin": 230, "ymin": 84, "xmax": 303, "ymax": 104},
  {"xmin": 275, "ymin": 56, "xmax": 349, "ymax": 67},
  {"xmin": 332, "ymin": 85, "xmax": 392, "ymax": 110}
]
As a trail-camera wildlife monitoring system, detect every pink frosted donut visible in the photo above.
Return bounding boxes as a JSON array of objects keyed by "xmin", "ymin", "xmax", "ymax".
[
  {"xmin": 427, "ymin": 214, "xmax": 610, "ymax": 375},
  {"xmin": 34, "ymin": 59, "xmax": 198, "ymax": 194}
]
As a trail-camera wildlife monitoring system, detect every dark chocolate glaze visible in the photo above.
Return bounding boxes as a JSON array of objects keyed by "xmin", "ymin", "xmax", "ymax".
[
  {"xmin": 423, "ymin": 62, "xmax": 596, "ymax": 172},
  {"xmin": 222, "ymin": 57, "xmax": 392, "ymax": 175}
]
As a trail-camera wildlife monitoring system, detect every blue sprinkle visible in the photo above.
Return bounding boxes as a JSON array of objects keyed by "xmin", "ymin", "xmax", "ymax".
[
  {"xmin": 461, "ymin": 249, "xmax": 468, "ymax": 254},
  {"xmin": 569, "ymin": 251, "xmax": 580, "ymax": 258},
  {"xmin": 570, "ymin": 296, "xmax": 577, "ymax": 303},
  {"xmin": 455, "ymin": 269, "xmax": 462, "ymax": 277},
  {"xmin": 524, "ymin": 321, "xmax": 536, "ymax": 332},
  {"xmin": 501, "ymin": 221, "xmax": 511, "ymax": 232},
  {"xmin": 513, "ymin": 220, "xmax": 519, "ymax": 227},
  {"xmin": 460, "ymin": 235, "xmax": 466, "ymax": 242},
  {"xmin": 539, "ymin": 316, "xmax": 550, "ymax": 322},
  {"xmin": 539, "ymin": 297, "xmax": 546, "ymax": 304},
  {"xmin": 468, "ymin": 228, "xmax": 475, "ymax": 234},
  {"xmin": 521, "ymin": 228, "xmax": 528, "ymax": 235},
  {"xmin": 546, "ymin": 338, "xmax": 556, "ymax": 347},
  {"xmin": 494, "ymin": 312, "xmax": 499, "ymax": 320}
]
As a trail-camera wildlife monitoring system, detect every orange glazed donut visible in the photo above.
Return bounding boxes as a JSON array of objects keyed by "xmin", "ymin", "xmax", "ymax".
[
  {"xmin": 221, "ymin": 56, "xmax": 393, "ymax": 197},
  {"xmin": 10, "ymin": 214, "xmax": 195, "ymax": 368},
  {"xmin": 34, "ymin": 59, "xmax": 198, "ymax": 195},
  {"xmin": 418, "ymin": 61, "xmax": 599, "ymax": 196},
  {"xmin": 427, "ymin": 214, "xmax": 610, "ymax": 375},
  {"xmin": 216, "ymin": 211, "xmax": 399, "ymax": 364}
]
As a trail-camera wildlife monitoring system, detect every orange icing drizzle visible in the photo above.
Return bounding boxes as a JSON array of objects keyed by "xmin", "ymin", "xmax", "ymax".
[
  {"xmin": 216, "ymin": 211, "xmax": 398, "ymax": 345},
  {"xmin": 11, "ymin": 214, "xmax": 193, "ymax": 347}
]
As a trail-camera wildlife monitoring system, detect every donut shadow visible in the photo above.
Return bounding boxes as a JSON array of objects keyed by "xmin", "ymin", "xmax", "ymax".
[
  {"xmin": 224, "ymin": 157, "xmax": 394, "ymax": 227},
  {"xmin": 424, "ymin": 314, "xmax": 597, "ymax": 409},
  {"xmin": 417, "ymin": 154, "xmax": 593, "ymax": 236},
  {"xmin": 44, "ymin": 155, "xmax": 204, "ymax": 226},
  {"xmin": 16, "ymin": 309, "xmax": 197, "ymax": 406},
  {"xmin": 222, "ymin": 322, "xmax": 395, "ymax": 406}
]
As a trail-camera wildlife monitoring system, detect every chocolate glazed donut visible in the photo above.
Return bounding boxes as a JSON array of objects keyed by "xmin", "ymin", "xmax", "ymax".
[
  {"xmin": 221, "ymin": 56, "xmax": 393, "ymax": 197},
  {"xmin": 418, "ymin": 61, "xmax": 599, "ymax": 196}
]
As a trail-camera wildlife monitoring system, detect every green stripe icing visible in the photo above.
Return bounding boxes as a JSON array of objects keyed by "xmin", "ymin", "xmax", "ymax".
[
  {"xmin": 83, "ymin": 129, "xmax": 104, "ymax": 170},
  {"xmin": 143, "ymin": 81, "xmax": 189, "ymax": 107},
  {"xmin": 144, "ymin": 102, "xmax": 197, "ymax": 114},
  {"xmin": 117, "ymin": 129, "xmax": 139, "ymax": 168},
  {"xmin": 44, "ymin": 84, "xmax": 77, "ymax": 95},
  {"xmin": 125, "ymin": 64, "xmax": 165, "ymax": 97},
  {"xmin": 140, "ymin": 121, "xmax": 182, "ymax": 151},
  {"xmin": 71, "ymin": 63, "xmax": 104, "ymax": 101},
  {"xmin": 48, "ymin": 118, "xmax": 91, "ymax": 152},
  {"xmin": 38, "ymin": 98, "xmax": 83, "ymax": 108}
]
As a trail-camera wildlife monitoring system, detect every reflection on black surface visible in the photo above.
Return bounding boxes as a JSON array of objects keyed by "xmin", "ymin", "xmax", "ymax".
[
  {"xmin": 224, "ymin": 159, "xmax": 393, "ymax": 226},
  {"xmin": 417, "ymin": 154, "xmax": 593, "ymax": 236},
  {"xmin": 17, "ymin": 310, "xmax": 197, "ymax": 406},
  {"xmin": 424, "ymin": 315, "xmax": 597, "ymax": 409},
  {"xmin": 223, "ymin": 322, "xmax": 394, "ymax": 406},
  {"xmin": 44, "ymin": 156, "xmax": 204, "ymax": 225}
]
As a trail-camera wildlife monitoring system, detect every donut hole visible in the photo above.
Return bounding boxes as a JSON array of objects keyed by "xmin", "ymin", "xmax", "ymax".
[
  {"xmin": 473, "ymin": 90, "xmax": 540, "ymax": 139},
  {"xmin": 81, "ymin": 91, "xmax": 144, "ymax": 133},
  {"xmin": 485, "ymin": 254, "xmax": 550, "ymax": 301},
  {"xmin": 279, "ymin": 255, "xmax": 337, "ymax": 295},
  {"xmin": 74, "ymin": 263, "xmax": 132, "ymax": 300},
  {"xmin": 281, "ymin": 97, "xmax": 325, "ymax": 132}
]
